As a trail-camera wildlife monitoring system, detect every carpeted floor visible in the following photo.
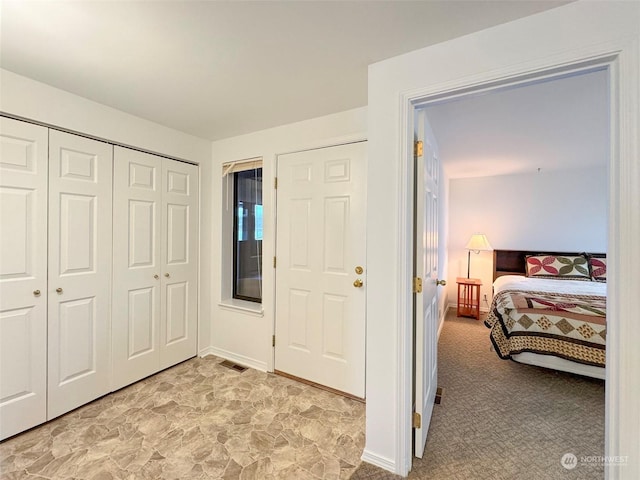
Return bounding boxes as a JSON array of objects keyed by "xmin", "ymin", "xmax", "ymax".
[{"xmin": 351, "ymin": 310, "xmax": 605, "ymax": 479}]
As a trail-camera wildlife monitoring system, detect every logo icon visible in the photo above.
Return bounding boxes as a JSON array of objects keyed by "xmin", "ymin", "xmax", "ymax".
[{"xmin": 561, "ymin": 453, "xmax": 578, "ymax": 470}]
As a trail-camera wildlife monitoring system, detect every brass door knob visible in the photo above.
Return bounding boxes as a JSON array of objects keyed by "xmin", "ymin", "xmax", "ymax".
[
  {"xmin": 436, "ymin": 279, "xmax": 447, "ymax": 286},
  {"xmin": 353, "ymin": 279, "xmax": 363, "ymax": 288},
  {"xmin": 154, "ymin": 274, "xmax": 159, "ymax": 279},
  {"xmin": 56, "ymin": 287, "xmax": 63, "ymax": 294},
  {"xmin": 33, "ymin": 290, "xmax": 41, "ymax": 296}
]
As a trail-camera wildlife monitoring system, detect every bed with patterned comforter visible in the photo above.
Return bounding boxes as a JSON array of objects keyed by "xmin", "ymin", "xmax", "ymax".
[{"xmin": 485, "ymin": 275, "xmax": 607, "ymax": 368}]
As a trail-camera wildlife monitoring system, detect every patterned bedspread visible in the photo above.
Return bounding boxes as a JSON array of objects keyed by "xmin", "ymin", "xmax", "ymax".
[{"xmin": 485, "ymin": 289, "xmax": 606, "ymax": 367}]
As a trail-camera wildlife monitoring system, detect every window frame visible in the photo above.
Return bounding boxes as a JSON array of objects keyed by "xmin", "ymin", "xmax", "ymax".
[{"xmin": 232, "ymin": 168, "xmax": 263, "ymax": 303}]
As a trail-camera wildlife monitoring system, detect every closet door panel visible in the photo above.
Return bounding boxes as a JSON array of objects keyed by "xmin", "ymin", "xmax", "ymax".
[
  {"xmin": 0, "ymin": 118, "xmax": 48, "ymax": 440},
  {"xmin": 112, "ymin": 147, "xmax": 161, "ymax": 390},
  {"xmin": 160, "ymin": 160, "xmax": 198, "ymax": 369},
  {"xmin": 47, "ymin": 131, "xmax": 112, "ymax": 419}
]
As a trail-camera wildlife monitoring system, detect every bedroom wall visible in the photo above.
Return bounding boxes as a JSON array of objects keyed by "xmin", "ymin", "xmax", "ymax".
[
  {"xmin": 0, "ymin": 68, "xmax": 215, "ymax": 354},
  {"xmin": 447, "ymin": 166, "xmax": 608, "ymax": 305},
  {"xmin": 208, "ymin": 107, "xmax": 367, "ymax": 371}
]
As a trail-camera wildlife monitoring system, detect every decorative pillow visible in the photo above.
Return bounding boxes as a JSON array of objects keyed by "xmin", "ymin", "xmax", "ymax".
[
  {"xmin": 525, "ymin": 254, "xmax": 591, "ymax": 280},
  {"xmin": 588, "ymin": 255, "xmax": 607, "ymax": 282}
]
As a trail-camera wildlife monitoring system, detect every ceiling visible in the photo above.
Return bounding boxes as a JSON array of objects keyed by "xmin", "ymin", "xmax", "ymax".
[
  {"xmin": 1, "ymin": 0, "xmax": 569, "ymax": 142},
  {"xmin": 425, "ymin": 68, "xmax": 609, "ymax": 178}
]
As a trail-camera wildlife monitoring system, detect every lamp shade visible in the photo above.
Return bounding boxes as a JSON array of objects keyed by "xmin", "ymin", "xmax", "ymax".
[{"xmin": 465, "ymin": 234, "xmax": 492, "ymax": 252}]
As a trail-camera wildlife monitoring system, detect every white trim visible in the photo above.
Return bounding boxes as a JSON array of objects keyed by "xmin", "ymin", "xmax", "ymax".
[
  {"xmin": 398, "ymin": 42, "xmax": 638, "ymax": 477},
  {"xmin": 202, "ymin": 346, "xmax": 268, "ymax": 372},
  {"xmin": 437, "ymin": 303, "xmax": 449, "ymax": 340},
  {"xmin": 447, "ymin": 302, "xmax": 490, "ymax": 314},
  {"xmin": 218, "ymin": 299, "xmax": 264, "ymax": 317},
  {"xmin": 361, "ymin": 449, "xmax": 397, "ymax": 473}
]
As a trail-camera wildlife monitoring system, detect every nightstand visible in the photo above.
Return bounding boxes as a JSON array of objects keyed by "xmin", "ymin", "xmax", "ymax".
[{"xmin": 456, "ymin": 277, "xmax": 482, "ymax": 320}]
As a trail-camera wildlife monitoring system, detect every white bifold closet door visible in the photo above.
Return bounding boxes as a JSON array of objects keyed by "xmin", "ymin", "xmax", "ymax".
[
  {"xmin": 112, "ymin": 147, "xmax": 198, "ymax": 390},
  {"xmin": 47, "ymin": 130, "xmax": 113, "ymax": 420},
  {"xmin": 0, "ymin": 118, "xmax": 48, "ymax": 439}
]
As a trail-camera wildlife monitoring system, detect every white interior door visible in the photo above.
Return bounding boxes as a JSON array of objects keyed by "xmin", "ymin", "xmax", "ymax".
[
  {"xmin": 0, "ymin": 118, "xmax": 48, "ymax": 439},
  {"xmin": 112, "ymin": 147, "xmax": 162, "ymax": 389},
  {"xmin": 275, "ymin": 142, "xmax": 367, "ymax": 398},
  {"xmin": 414, "ymin": 109, "xmax": 440, "ymax": 458},
  {"xmin": 159, "ymin": 158, "xmax": 198, "ymax": 369},
  {"xmin": 47, "ymin": 130, "xmax": 113, "ymax": 419}
]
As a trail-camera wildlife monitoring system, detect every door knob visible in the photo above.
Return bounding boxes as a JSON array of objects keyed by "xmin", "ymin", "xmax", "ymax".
[
  {"xmin": 436, "ymin": 279, "xmax": 447, "ymax": 286},
  {"xmin": 56, "ymin": 287, "xmax": 63, "ymax": 294},
  {"xmin": 33, "ymin": 290, "xmax": 41, "ymax": 296},
  {"xmin": 353, "ymin": 279, "xmax": 363, "ymax": 288},
  {"xmin": 164, "ymin": 273, "xmax": 170, "ymax": 278},
  {"xmin": 154, "ymin": 274, "xmax": 159, "ymax": 279}
]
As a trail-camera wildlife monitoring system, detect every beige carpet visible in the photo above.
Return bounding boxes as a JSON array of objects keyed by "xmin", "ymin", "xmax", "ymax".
[
  {"xmin": 0, "ymin": 357, "xmax": 365, "ymax": 479},
  {"xmin": 351, "ymin": 311, "xmax": 605, "ymax": 479}
]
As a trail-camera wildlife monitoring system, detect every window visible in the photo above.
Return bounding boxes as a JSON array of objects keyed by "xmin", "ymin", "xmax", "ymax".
[{"xmin": 233, "ymin": 168, "xmax": 263, "ymax": 302}]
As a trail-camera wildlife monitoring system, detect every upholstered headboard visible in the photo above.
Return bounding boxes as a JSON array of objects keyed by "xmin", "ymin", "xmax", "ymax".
[{"xmin": 492, "ymin": 249, "xmax": 605, "ymax": 281}]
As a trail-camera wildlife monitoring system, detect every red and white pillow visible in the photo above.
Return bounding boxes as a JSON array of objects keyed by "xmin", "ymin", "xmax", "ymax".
[
  {"xmin": 525, "ymin": 254, "xmax": 591, "ymax": 280},
  {"xmin": 588, "ymin": 255, "xmax": 607, "ymax": 282}
]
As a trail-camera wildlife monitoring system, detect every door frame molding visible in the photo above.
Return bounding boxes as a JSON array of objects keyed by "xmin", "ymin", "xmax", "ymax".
[
  {"xmin": 396, "ymin": 43, "xmax": 638, "ymax": 475},
  {"xmin": 271, "ymin": 137, "xmax": 367, "ymax": 373}
]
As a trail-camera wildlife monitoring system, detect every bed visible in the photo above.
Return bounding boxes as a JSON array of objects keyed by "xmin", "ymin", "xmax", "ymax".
[{"xmin": 485, "ymin": 250, "xmax": 606, "ymax": 379}]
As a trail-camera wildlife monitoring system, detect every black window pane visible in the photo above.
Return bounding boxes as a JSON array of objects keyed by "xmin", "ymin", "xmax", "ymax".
[{"xmin": 233, "ymin": 169, "xmax": 262, "ymax": 302}]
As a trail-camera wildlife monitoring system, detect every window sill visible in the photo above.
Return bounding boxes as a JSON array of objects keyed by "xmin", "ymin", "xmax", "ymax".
[{"xmin": 218, "ymin": 298, "xmax": 264, "ymax": 317}]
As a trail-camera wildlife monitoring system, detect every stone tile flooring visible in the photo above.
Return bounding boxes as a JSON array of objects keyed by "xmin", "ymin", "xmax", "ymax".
[{"xmin": 0, "ymin": 356, "xmax": 365, "ymax": 479}]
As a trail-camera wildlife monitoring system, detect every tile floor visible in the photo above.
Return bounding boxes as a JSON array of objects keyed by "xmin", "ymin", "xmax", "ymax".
[{"xmin": 0, "ymin": 356, "xmax": 365, "ymax": 479}]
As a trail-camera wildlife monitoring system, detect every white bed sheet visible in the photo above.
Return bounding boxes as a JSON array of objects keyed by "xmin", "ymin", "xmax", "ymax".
[
  {"xmin": 493, "ymin": 274, "xmax": 606, "ymax": 297},
  {"xmin": 491, "ymin": 275, "xmax": 606, "ymax": 380}
]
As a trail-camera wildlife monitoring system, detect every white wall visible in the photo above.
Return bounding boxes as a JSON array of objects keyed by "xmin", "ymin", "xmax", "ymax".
[
  {"xmin": 447, "ymin": 167, "xmax": 608, "ymax": 305},
  {"xmin": 208, "ymin": 107, "xmax": 367, "ymax": 370},
  {"xmin": 366, "ymin": 1, "xmax": 639, "ymax": 476},
  {"xmin": 0, "ymin": 69, "xmax": 214, "ymax": 354}
]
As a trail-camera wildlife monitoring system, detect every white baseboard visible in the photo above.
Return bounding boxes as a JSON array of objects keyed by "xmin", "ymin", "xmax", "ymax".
[
  {"xmin": 199, "ymin": 346, "xmax": 268, "ymax": 373},
  {"xmin": 447, "ymin": 302, "xmax": 490, "ymax": 313},
  {"xmin": 437, "ymin": 304, "xmax": 449, "ymax": 339},
  {"xmin": 361, "ymin": 449, "xmax": 398, "ymax": 475}
]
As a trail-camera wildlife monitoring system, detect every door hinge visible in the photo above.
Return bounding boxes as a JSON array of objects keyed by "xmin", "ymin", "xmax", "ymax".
[
  {"xmin": 274, "ymin": 177, "xmax": 278, "ymax": 189},
  {"xmin": 273, "ymin": 256, "xmax": 277, "ymax": 268},
  {"xmin": 413, "ymin": 277, "xmax": 423, "ymax": 293},
  {"xmin": 272, "ymin": 335, "xmax": 276, "ymax": 347},
  {"xmin": 413, "ymin": 412, "xmax": 422, "ymax": 428},
  {"xmin": 414, "ymin": 140, "xmax": 423, "ymax": 157}
]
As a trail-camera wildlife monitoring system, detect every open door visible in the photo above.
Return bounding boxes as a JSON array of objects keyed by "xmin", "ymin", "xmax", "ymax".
[{"xmin": 413, "ymin": 108, "xmax": 442, "ymax": 458}]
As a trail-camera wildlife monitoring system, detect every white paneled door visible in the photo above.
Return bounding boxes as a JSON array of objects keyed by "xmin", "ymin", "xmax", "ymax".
[
  {"xmin": 112, "ymin": 147, "xmax": 198, "ymax": 390},
  {"xmin": 47, "ymin": 130, "xmax": 113, "ymax": 420},
  {"xmin": 160, "ymin": 159, "xmax": 199, "ymax": 369},
  {"xmin": 413, "ymin": 109, "xmax": 441, "ymax": 458},
  {"xmin": 275, "ymin": 142, "xmax": 367, "ymax": 398},
  {"xmin": 0, "ymin": 118, "xmax": 49, "ymax": 439}
]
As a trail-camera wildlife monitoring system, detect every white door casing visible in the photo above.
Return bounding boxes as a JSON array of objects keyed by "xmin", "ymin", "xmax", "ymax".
[
  {"xmin": 413, "ymin": 109, "xmax": 440, "ymax": 458},
  {"xmin": 275, "ymin": 142, "xmax": 367, "ymax": 398},
  {"xmin": 112, "ymin": 147, "xmax": 198, "ymax": 390},
  {"xmin": 47, "ymin": 130, "xmax": 113, "ymax": 420},
  {"xmin": 112, "ymin": 147, "xmax": 162, "ymax": 389},
  {"xmin": 0, "ymin": 118, "xmax": 48, "ymax": 440}
]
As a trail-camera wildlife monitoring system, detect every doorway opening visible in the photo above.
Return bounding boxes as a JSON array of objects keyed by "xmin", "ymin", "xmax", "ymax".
[{"xmin": 408, "ymin": 60, "xmax": 612, "ymax": 472}]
